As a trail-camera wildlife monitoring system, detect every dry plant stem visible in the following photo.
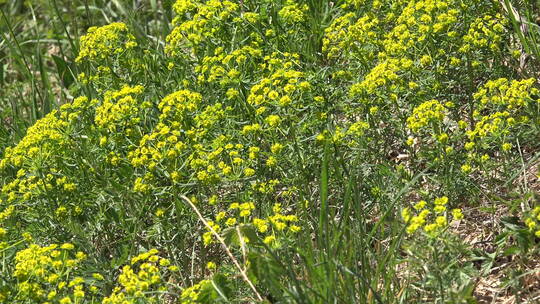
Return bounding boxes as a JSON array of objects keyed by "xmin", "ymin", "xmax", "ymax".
[
  {"xmin": 180, "ymin": 195, "xmax": 264, "ymax": 302},
  {"xmin": 236, "ymin": 226, "xmax": 248, "ymax": 267}
]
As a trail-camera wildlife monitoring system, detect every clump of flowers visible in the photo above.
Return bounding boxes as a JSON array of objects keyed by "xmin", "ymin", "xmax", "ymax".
[
  {"xmin": 472, "ymin": 77, "xmax": 539, "ymax": 112},
  {"xmin": 0, "ymin": 95, "xmax": 94, "ymax": 171},
  {"xmin": 102, "ymin": 249, "xmax": 178, "ymax": 303},
  {"xmin": 165, "ymin": 0, "xmax": 241, "ymax": 56},
  {"xmin": 95, "ymin": 85, "xmax": 148, "ymax": 135},
  {"xmin": 195, "ymin": 44, "xmax": 263, "ymax": 86},
  {"xmin": 179, "ymin": 279, "xmax": 212, "ymax": 304},
  {"xmin": 461, "ymin": 14, "xmax": 507, "ymax": 53},
  {"xmin": 278, "ymin": 0, "xmax": 308, "ymax": 24},
  {"xmin": 459, "ymin": 78, "xmax": 539, "ymax": 172},
  {"xmin": 322, "ymin": 13, "xmax": 380, "ymax": 60},
  {"xmin": 402, "ymin": 196, "xmax": 463, "ymax": 237},
  {"xmin": 406, "ymin": 99, "xmax": 447, "ymax": 133},
  {"xmin": 9, "ymin": 243, "xmax": 95, "ymax": 303},
  {"xmin": 0, "ymin": 96, "xmax": 97, "ymax": 222},
  {"xmin": 0, "ymin": 111, "xmax": 68, "ymax": 169},
  {"xmin": 382, "ymin": 0, "xmax": 459, "ymax": 57},
  {"xmin": 349, "ymin": 58, "xmax": 403, "ymax": 97},
  {"xmin": 76, "ymin": 22, "xmax": 137, "ymax": 63},
  {"xmin": 76, "ymin": 22, "xmax": 143, "ymax": 87},
  {"xmin": 128, "ymin": 89, "xmax": 203, "ymax": 173},
  {"xmin": 204, "ymin": 201, "xmax": 301, "ymax": 247},
  {"xmin": 524, "ymin": 206, "xmax": 540, "ymax": 238}
]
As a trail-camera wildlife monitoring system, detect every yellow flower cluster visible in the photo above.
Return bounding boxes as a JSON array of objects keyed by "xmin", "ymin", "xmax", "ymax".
[
  {"xmin": 265, "ymin": 203, "xmax": 301, "ymax": 240},
  {"xmin": 322, "ymin": 119, "xmax": 371, "ymax": 147},
  {"xmin": 159, "ymin": 89, "xmax": 203, "ymax": 123},
  {"xmin": 187, "ymin": 142, "xmax": 235, "ymax": 184},
  {"xmin": 4, "ymin": 245, "xmax": 181, "ymax": 303},
  {"xmin": 76, "ymin": 22, "xmax": 137, "ymax": 63},
  {"xmin": 180, "ymin": 279, "xmax": 211, "ymax": 304},
  {"xmin": 11, "ymin": 243, "xmax": 92, "ymax": 303},
  {"xmin": 0, "ymin": 112, "xmax": 66, "ymax": 169},
  {"xmin": 172, "ymin": 0, "xmax": 199, "ymax": 15},
  {"xmin": 1, "ymin": 96, "xmax": 95, "ymax": 170},
  {"xmin": 461, "ymin": 78, "xmax": 538, "ymax": 169},
  {"xmin": 524, "ymin": 206, "xmax": 540, "ymax": 238},
  {"xmin": 278, "ymin": 0, "xmax": 308, "ymax": 24},
  {"xmin": 0, "ymin": 96, "xmax": 97, "ymax": 221},
  {"xmin": 406, "ymin": 99, "xmax": 447, "ymax": 133},
  {"xmin": 103, "ymin": 249, "xmax": 177, "ymax": 303},
  {"xmin": 322, "ymin": 13, "xmax": 379, "ymax": 59},
  {"xmin": 0, "ymin": 205, "xmax": 14, "ymax": 242},
  {"xmin": 402, "ymin": 196, "xmax": 463, "ymax": 237},
  {"xmin": 247, "ymin": 53, "xmax": 308, "ymax": 110},
  {"xmin": 59, "ymin": 95, "xmax": 99, "ymax": 122},
  {"xmin": 205, "ymin": 200, "xmax": 301, "ymax": 247},
  {"xmin": 346, "ymin": 120, "xmax": 369, "ymax": 138},
  {"xmin": 195, "ymin": 44, "xmax": 263, "ymax": 85},
  {"xmin": 351, "ymin": 57, "xmax": 416, "ymax": 104},
  {"xmin": 128, "ymin": 89, "xmax": 201, "ymax": 170},
  {"xmin": 350, "ymin": 58, "xmax": 404, "ymax": 97},
  {"xmin": 336, "ymin": 0, "xmax": 376, "ymax": 10},
  {"xmin": 383, "ymin": 0, "xmax": 458, "ymax": 56},
  {"xmin": 95, "ymin": 85, "xmax": 148, "ymax": 134},
  {"xmin": 252, "ymin": 178, "xmax": 281, "ymax": 194},
  {"xmin": 472, "ymin": 78, "xmax": 538, "ymax": 111},
  {"xmin": 460, "ymin": 14, "xmax": 506, "ymax": 53},
  {"xmin": 204, "ymin": 201, "xmax": 256, "ymax": 245},
  {"xmin": 403, "ymin": 75, "xmax": 538, "ymax": 176},
  {"xmin": 1, "ymin": 173, "xmax": 82, "ymax": 221},
  {"xmin": 166, "ymin": 0, "xmax": 240, "ymax": 55},
  {"xmin": 467, "ymin": 111, "xmax": 511, "ymax": 141}
]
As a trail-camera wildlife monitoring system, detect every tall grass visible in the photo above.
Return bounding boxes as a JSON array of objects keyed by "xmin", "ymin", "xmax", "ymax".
[{"xmin": 501, "ymin": 0, "xmax": 540, "ymax": 73}]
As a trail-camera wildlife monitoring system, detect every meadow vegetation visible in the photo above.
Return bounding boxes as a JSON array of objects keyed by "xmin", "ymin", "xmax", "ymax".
[{"xmin": 1, "ymin": 0, "xmax": 540, "ymax": 302}]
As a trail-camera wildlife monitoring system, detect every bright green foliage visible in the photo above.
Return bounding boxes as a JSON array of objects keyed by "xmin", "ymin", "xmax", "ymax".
[{"xmin": 1, "ymin": 0, "xmax": 540, "ymax": 303}]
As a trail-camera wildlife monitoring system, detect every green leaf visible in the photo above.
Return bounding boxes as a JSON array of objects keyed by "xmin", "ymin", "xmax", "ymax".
[
  {"xmin": 211, "ymin": 273, "xmax": 232, "ymax": 302},
  {"xmin": 52, "ymin": 54, "xmax": 74, "ymax": 88},
  {"xmin": 239, "ymin": 224, "xmax": 260, "ymax": 245},
  {"xmin": 221, "ymin": 227, "xmax": 238, "ymax": 247},
  {"xmin": 198, "ymin": 279, "xmax": 221, "ymax": 303},
  {"xmin": 500, "ymin": 216, "xmax": 522, "ymax": 231},
  {"xmin": 503, "ymin": 245, "xmax": 521, "ymax": 256}
]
